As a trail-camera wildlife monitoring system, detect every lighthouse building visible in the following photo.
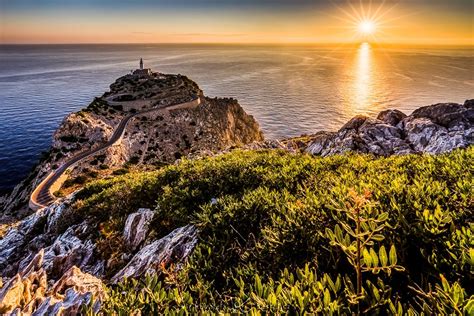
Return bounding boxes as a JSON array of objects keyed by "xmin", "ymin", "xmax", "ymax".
[{"xmin": 133, "ymin": 58, "xmax": 152, "ymax": 76}]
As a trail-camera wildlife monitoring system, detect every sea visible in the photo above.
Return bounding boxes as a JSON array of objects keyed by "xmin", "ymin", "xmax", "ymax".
[{"xmin": 0, "ymin": 44, "xmax": 473, "ymax": 195}]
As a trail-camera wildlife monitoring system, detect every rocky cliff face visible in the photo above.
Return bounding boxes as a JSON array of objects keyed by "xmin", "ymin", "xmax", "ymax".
[{"xmin": 0, "ymin": 73, "xmax": 263, "ymax": 222}]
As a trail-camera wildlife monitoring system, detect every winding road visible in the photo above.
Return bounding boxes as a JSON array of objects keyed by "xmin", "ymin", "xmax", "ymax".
[{"xmin": 29, "ymin": 97, "xmax": 201, "ymax": 211}]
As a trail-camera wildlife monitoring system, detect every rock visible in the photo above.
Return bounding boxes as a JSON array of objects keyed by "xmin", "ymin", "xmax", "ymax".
[
  {"xmin": 112, "ymin": 224, "xmax": 198, "ymax": 283},
  {"xmin": 0, "ymin": 275, "xmax": 24, "ymax": 314},
  {"xmin": 18, "ymin": 223, "xmax": 102, "ymax": 279},
  {"xmin": 409, "ymin": 102, "xmax": 473, "ymax": 128},
  {"xmin": 1, "ymin": 193, "xmax": 104, "ymax": 281},
  {"xmin": 0, "ymin": 249, "xmax": 104, "ymax": 315},
  {"xmin": 304, "ymin": 131, "xmax": 337, "ymax": 155},
  {"xmin": 306, "ymin": 100, "xmax": 474, "ymax": 156},
  {"xmin": 377, "ymin": 109, "xmax": 407, "ymax": 126},
  {"xmin": 307, "ymin": 117, "xmax": 410, "ymax": 156},
  {"xmin": 0, "ymin": 207, "xmax": 49, "ymax": 267},
  {"xmin": 123, "ymin": 208, "xmax": 154, "ymax": 250},
  {"xmin": 27, "ymin": 265, "xmax": 104, "ymax": 316},
  {"xmin": 340, "ymin": 115, "xmax": 369, "ymax": 131},
  {"xmin": 244, "ymin": 139, "xmax": 289, "ymax": 151},
  {"xmin": 402, "ymin": 117, "xmax": 468, "ymax": 154},
  {"xmin": 0, "ymin": 193, "xmax": 77, "ymax": 273}
]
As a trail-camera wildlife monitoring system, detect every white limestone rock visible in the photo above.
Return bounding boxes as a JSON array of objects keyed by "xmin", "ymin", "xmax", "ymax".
[
  {"xmin": 123, "ymin": 208, "xmax": 154, "ymax": 250},
  {"xmin": 112, "ymin": 224, "xmax": 198, "ymax": 283}
]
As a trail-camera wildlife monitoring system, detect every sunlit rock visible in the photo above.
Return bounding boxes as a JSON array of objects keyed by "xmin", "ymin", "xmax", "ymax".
[
  {"xmin": 376, "ymin": 109, "xmax": 407, "ymax": 126},
  {"xmin": 123, "ymin": 208, "xmax": 154, "ymax": 250},
  {"xmin": 0, "ymin": 249, "xmax": 104, "ymax": 315},
  {"xmin": 112, "ymin": 224, "xmax": 198, "ymax": 283},
  {"xmin": 306, "ymin": 100, "xmax": 474, "ymax": 156}
]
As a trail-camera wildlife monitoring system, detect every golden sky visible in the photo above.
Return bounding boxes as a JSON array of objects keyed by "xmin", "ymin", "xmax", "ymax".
[{"xmin": 1, "ymin": 1, "xmax": 473, "ymax": 45}]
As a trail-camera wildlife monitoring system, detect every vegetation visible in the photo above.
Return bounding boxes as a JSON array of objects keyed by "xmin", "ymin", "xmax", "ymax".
[
  {"xmin": 74, "ymin": 148, "xmax": 473, "ymax": 314},
  {"xmin": 59, "ymin": 135, "xmax": 79, "ymax": 143},
  {"xmin": 85, "ymin": 97, "xmax": 109, "ymax": 114}
]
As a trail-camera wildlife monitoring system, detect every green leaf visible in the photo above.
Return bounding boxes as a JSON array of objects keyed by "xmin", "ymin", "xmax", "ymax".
[
  {"xmin": 379, "ymin": 246, "xmax": 388, "ymax": 267},
  {"xmin": 370, "ymin": 248, "xmax": 379, "ymax": 267},
  {"xmin": 335, "ymin": 224, "xmax": 343, "ymax": 242},
  {"xmin": 378, "ymin": 212, "xmax": 389, "ymax": 222},
  {"xmin": 389, "ymin": 245, "xmax": 397, "ymax": 265},
  {"xmin": 323, "ymin": 288, "xmax": 331, "ymax": 307},
  {"xmin": 255, "ymin": 274, "xmax": 263, "ymax": 296},
  {"xmin": 363, "ymin": 248, "xmax": 372, "ymax": 268},
  {"xmin": 372, "ymin": 234, "xmax": 385, "ymax": 241}
]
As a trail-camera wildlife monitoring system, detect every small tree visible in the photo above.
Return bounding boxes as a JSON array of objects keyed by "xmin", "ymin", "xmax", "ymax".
[{"xmin": 325, "ymin": 188, "xmax": 404, "ymax": 312}]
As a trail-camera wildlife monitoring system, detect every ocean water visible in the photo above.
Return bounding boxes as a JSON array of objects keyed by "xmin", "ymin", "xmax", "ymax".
[{"xmin": 0, "ymin": 44, "xmax": 473, "ymax": 194}]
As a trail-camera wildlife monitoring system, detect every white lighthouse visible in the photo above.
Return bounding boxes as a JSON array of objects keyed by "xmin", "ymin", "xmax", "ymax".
[{"xmin": 133, "ymin": 58, "xmax": 151, "ymax": 77}]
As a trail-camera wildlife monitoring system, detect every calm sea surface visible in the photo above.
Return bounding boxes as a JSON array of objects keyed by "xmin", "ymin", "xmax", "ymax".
[{"xmin": 0, "ymin": 44, "xmax": 473, "ymax": 194}]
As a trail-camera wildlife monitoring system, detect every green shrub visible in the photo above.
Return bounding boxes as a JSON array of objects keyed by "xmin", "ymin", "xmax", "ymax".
[
  {"xmin": 112, "ymin": 168, "xmax": 129, "ymax": 176},
  {"xmin": 74, "ymin": 148, "xmax": 473, "ymax": 314}
]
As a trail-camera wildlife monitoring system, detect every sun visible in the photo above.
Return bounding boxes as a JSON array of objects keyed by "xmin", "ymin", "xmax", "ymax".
[
  {"xmin": 358, "ymin": 20, "xmax": 376, "ymax": 35},
  {"xmin": 331, "ymin": 1, "xmax": 400, "ymax": 43}
]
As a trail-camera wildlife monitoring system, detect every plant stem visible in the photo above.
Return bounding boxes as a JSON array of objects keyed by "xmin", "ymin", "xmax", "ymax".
[{"xmin": 356, "ymin": 205, "xmax": 362, "ymax": 314}]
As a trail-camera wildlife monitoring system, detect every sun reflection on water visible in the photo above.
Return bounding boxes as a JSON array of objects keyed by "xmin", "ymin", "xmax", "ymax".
[
  {"xmin": 339, "ymin": 42, "xmax": 388, "ymax": 119},
  {"xmin": 354, "ymin": 42, "xmax": 373, "ymax": 113}
]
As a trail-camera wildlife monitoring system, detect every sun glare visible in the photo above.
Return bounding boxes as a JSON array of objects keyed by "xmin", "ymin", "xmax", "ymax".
[
  {"xmin": 329, "ymin": 1, "xmax": 402, "ymax": 43},
  {"xmin": 358, "ymin": 20, "xmax": 376, "ymax": 35}
]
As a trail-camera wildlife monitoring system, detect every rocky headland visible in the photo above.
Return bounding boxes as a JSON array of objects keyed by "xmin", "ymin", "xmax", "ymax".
[
  {"xmin": 0, "ymin": 69, "xmax": 472, "ymax": 314},
  {"xmin": 0, "ymin": 72, "xmax": 263, "ymax": 221}
]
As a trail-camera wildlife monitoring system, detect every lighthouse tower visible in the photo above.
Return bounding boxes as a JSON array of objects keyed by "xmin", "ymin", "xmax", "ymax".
[{"xmin": 133, "ymin": 58, "xmax": 151, "ymax": 77}]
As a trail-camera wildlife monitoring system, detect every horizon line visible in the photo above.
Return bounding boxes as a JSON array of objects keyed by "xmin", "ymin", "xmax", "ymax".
[{"xmin": 1, "ymin": 42, "xmax": 473, "ymax": 47}]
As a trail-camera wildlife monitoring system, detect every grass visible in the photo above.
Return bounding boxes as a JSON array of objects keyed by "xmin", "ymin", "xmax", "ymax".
[{"xmin": 72, "ymin": 147, "xmax": 473, "ymax": 314}]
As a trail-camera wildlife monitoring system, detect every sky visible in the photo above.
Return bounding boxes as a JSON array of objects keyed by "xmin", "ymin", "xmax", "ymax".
[{"xmin": 1, "ymin": 0, "xmax": 473, "ymax": 45}]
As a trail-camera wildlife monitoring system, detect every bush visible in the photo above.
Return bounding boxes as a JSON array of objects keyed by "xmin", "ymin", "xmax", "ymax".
[
  {"xmin": 128, "ymin": 156, "xmax": 140, "ymax": 164},
  {"xmin": 112, "ymin": 168, "xmax": 129, "ymax": 176},
  {"xmin": 59, "ymin": 135, "xmax": 78, "ymax": 143},
  {"xmin": 75, "ymin": 148, "xmax": 473, "ymax": 314}
]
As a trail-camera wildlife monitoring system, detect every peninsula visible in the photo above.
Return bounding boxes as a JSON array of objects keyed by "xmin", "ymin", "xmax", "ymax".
[
  {"xmin": 1, "ymin": 61, "xmax": 263, "ymax": 219},
  {"xmin": 0, "ymin": 64, "xmax": 472, "ymax": 315}
]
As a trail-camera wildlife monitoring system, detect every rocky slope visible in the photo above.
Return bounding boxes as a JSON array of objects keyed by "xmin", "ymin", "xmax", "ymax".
[
  {"xmin": 0, "ymin": 195, "xmax": 197, "ymax": 314},
  {"xmin": 0, "ymin": 72, "xmax": 263, "ymax": 222}
]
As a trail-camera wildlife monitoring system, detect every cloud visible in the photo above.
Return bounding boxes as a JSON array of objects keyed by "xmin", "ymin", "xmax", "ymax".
[{"xmin": 176, "ymin": 33, "xmax": 247, "ymax": 37}]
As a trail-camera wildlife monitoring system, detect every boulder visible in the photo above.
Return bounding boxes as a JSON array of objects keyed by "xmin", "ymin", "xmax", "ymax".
[
  {"xmin": 409, "ymin": 102, "xmax": 473, "ymax": 128},
  {"xmin": 376, "ymin": 109, "xmax": 407, "ymax": 126},
  {"xmin": 112, "ymin": 224, "xmax": 198, "ymax": 283},
  {"xmin": 123, "ymin": 208, "xmax": 154, "ymax": 250}
]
